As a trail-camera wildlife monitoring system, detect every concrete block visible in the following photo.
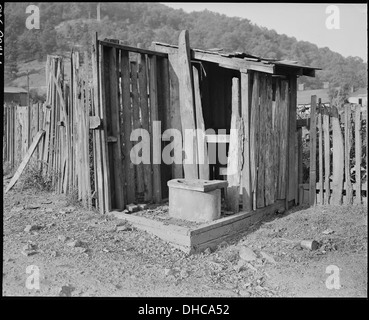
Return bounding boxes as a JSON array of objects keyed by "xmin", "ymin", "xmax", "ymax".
[{"xmin": 168, "ymin": 179, "xmax": 228, "ymax": 223}]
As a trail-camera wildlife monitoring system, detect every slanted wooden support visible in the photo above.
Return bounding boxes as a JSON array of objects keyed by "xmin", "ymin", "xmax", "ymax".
[
  {"xmin": 149, "ymin": 55, "xmax": 162, "ymax": 203},
  {"xmin": 178, "ymin": 30, "xmax": 198, "ymax": 179},
  {"xmin": 344, "ymin": 104, "xmax": 353, "ymax": 204},
  {"xmin": 323, "ymin": 106, "xmax": 330, "ymax": 204},
  {"xmin": 309, "ymin": 95, "xmax": 317, "ymax": 206},
  {"xmin": 193, "ymin": 66, "xmax": 209, "ymax": 180},
  {"xmin": 354, "ymin": 104, "xmax": 362, "ymax": 205},
  {"xmin": 226, "ymin": 77, "xmax": 242, "ymax": 213},
  {"xmin": 5, "ymin": 130, "xmax": 45, "ymax": 193},
  {"xmin": 330, "ymin": 106, "xmax": 344, "ymax": 205},
  {"xmin": 241, "ymin": 71, "xmax": 252, "ymax": 211}
]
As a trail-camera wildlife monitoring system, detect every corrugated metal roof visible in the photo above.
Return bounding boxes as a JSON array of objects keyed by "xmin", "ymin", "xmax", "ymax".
[{"xmin": 4, "ymin": 86, "xmax": 28, "ymax": 94}]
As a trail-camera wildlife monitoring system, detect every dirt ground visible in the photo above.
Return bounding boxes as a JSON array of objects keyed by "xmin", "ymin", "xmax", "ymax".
[{"xmin": 2, "ymin": 182, "xmax": 367, "ymax": 298}]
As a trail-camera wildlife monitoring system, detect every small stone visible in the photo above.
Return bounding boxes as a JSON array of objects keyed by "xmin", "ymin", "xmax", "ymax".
[
  {"xmin": 239, "ymin": 246, "xmax": 257, "ymax": 261},
  {"xmin": 102, "ymin": 248, "xmax": 110, "ymax": 253},
  {"xmin": 126, "ymin": 203, "xmax": 139, "ymax": 213},
  {"xmin": 45, "ymin": 208, "xmax": 53, "ymax": 213},
  {"xmin": 217, "ymin": 241, "xmax": 228, "ymax": 249},
  {"xmin": 239, "ymin": 290, "xmax": 251, "ymax": 297},
  {"xmin": 74, "ymin": 247, "xmax": 87, "ymax": 253},
  {"xmin": 59, "ymin": 285, "xmax": 75, "ymax": 297},
  {"xmin": 50, "ymin": 251, "xmax": 59, "ymax": 258},
  {"xmin": 27, "ymin": 204, "xmax": 40, "ymax": 209},
  {"xmin": 203, "ymin": 247, "xmax": 212, "ymax": 255},
  {"xmin": 137, "ymin": 204, "xmax": 148, "ymax": 210},
  {"xmin": 41, "ymin": 200, "xmax": 53, "ymax": 204},
  {"xmin": 67, "ymin": 240, "xmax": 83, "ymax": 248},
  {"xmin": 58, "ymin": 235, "xmax": 69, "ymax": 242},
  {"xmin": 116, "ymin": 226, "xmax": 132, "ymax": 232},
  {"xmin": 260, "ymin": 251, "xmax": 277, "ymax": 264},
  {"xmin": 65, "ymin": 206, "xmax": 76, "ymax": 213},
  {"xmin": 21, "ymin": 250, "xmax": 37, "ymax": 257},
  {"xmin": 115, "ymin": 221, "xmax": 126, "ymax": 227},
  {"xmin": 11, "ymin": 206, "xmax": 24, "ymax": 213},
  {"xmin": 322, "ymin": 228, "xmax": 334, "ymax": 235},
  {"xmin": 59, "ymin": 209, "xmax": 67, "ymax": 214},
  {"xmin": 24, "ymin": 225, "xmax": 40, "ymax": 233}
]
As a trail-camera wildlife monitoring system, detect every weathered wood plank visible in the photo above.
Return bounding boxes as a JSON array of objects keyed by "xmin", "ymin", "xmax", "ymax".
[
  {"xmin": 309, "ymin": 95, "xmax": 317, "ymax": 206},
  {"xmin": 330, "ymin": 106, "xmax": 344, "ymax": 205},
  {"xmin": 323, "ymin": 107, "xmax": 330, "ymax": 204},
  {"xmin": 98, "ymin": 42, "xmax": 111, "ymax": 212},
  {"xmin": 256, "ymin": 73, "xmax": 266, "ymax": 208},
  {"xmin": 149, "ymin": 55, "xmax": 162, "ymax": 203},
  {"xmin": 5, "ymin": 130, "xmax": 45, "ymax": 193},
  {"xmin": 193, "ymin": 66, "xmax": 209, "ymax": 180},
  {"xmin": 264, "ymin": 74, "xmax": 274, "ymax": 206},
  {"xmin": 297, "ymin": 127, "xmax": 303, "ymax": 204},
  {"xmin": 178, "ymin": 30, "xmax": 198, "ymax": 179},
  {"xmin": 288, "ymin": 75, "xmax": 297, "ymax": 203},
  {"xmin": 120, "ymin": 50, "xmax": 136, "ymax": 205},
  {"xmin": 226, "ymin": 77, "xmax": 242, "ymax": 213},
  {"xmin": 354, "ymin": 104, "xmax": 362, "ymax": 205},
  {"xmin": 241, "ymin": 71, "xmax": 252, "ymax": 211},
  {"xmin": 130, "ymin": 61, "xmax": 145, "ymax": 196},
  {"xmin": 138, "ymin": 52, "xmax": 153, "ymax": 202},
  {"xmin": 103, "ymin": 45, "xmax": 125, "ymax": 209},
  {"xmin": 344, "ymin": 105, "xmax": 353, "ymax": 204},
  {"xmin": 317, "ymin": 106, "xmax": 323, "ymax": 205}
]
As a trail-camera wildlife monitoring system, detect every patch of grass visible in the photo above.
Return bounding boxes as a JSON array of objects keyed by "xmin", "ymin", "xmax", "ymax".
[{"xmin": 66, "ymin": 187, "xmax": 82, "ymax": 208}]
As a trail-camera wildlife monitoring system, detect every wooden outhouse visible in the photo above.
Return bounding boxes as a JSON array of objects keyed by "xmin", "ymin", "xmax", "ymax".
[{"xmin": 97, "ymin": 30, "xmax": 320, "ymax": 215}]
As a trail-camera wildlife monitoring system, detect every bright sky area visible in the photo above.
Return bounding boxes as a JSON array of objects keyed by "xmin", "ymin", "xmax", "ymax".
[{"xmin": 163, "ymin": 3, "xmax": 367, "ymax": 62}]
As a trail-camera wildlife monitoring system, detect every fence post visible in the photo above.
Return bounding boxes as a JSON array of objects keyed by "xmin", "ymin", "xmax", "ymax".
[{"xmin": 309, "ymin": 95, "xmax": 317, "ymax": 205}]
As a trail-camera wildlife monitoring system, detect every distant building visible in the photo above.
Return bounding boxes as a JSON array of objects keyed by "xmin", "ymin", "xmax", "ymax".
[
  {"xmin": 348, "ymin": 88, "xmax": 367, "ymax": 106},
  {"xmin": 4, "ymin": 87, "xmax": 28, "ymax": 106}
]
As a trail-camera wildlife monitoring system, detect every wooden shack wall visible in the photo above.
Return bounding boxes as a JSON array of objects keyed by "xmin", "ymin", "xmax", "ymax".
[{"xmin": 150, "ymin": 44, "xmax": 299, "ymax": 212}]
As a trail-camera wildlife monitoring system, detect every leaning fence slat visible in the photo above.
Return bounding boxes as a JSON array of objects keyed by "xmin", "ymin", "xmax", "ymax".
[
  {"xmin": 309, "ymin": 95, "xmax": 317, "ymax": 206},
  {"xmin": 5, "ymin": 130, "xmax": 45, "ymax": 193},
  {"xmin": 354, "ymin": 104, "xmax": 362, "ymax": 205},
  {"xmin": 250, "ymin": 72, "xmax": 259, "ymax": 209},
  {"xmin": 330, "ymin": 106, "xmax": 344, "ymax": 205}
]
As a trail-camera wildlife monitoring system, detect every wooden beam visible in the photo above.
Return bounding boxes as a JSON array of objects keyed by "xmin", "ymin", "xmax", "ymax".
[
  {"xmin": 5, "ymin": 130, "xmax": 45, "ymax": 193},
  {"xmin": 226, "ymin": 77, "xmax": 242, "ymax": 213},
  {"xmin": 99, "ymin": 40, "xmax": 168, "ymax": 57},
  {"xmin": 178, "ymin": 30, "xmax": 198, "ymax": 179},
  {"xmin": 193, "ymin": 66, "xmax": 209, "ymax": 180},
  {"xmin": 250, "ymin": 72, "xmax": 259, "ymax": 209},
  {"xmin": 121, "ymin": 50, "xmax": 136, "ymax": 205},
  {"xmin": 288, "ymin": 75, "xmax": 297, "ymax": 204},
  {"xmin": 241, "ymin": 71, "xmax": 252, "ymax": 211},
  {"xmin": 309, "ymin": 95, "xmax": 317, "ymax": 206},
  {"xmin": 257, "ymin": 73, "xmax": 266, "ymax": 208},
  {"xmin": 149, "ymin": 55, "xmax": 162, "ymax": 203}
]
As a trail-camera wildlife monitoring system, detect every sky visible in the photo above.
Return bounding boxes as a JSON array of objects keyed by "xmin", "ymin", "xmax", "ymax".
[{"xmin": 163, "ymin": 3, "xmax": 367, "ymax": 62}]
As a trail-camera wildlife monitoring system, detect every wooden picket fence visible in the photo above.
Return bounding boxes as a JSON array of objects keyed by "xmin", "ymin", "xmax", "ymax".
[
  {"xmin": 3, "ymin": 53, "xmax": 97, "ymax": 210},
  {"xmin": 3, "ymin": 102, "xmax": 45, "ymax": 168},
  {"xmin": 306, "ymin": 96, "xmax": 367, "ymax": 205}
]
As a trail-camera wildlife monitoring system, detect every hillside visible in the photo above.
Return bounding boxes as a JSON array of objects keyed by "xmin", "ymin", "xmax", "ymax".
[{"xmin": 4, "ymin": 2, "xmax": 367, "ymax": 95}]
